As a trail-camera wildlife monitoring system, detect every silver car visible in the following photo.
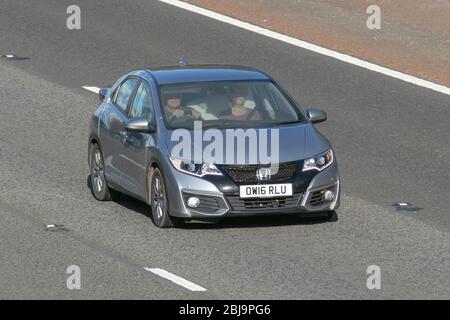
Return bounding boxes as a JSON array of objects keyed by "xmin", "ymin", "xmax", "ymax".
[{"xmin": 88, "ymin": 65, "xmax": 340, "ymax": 228}]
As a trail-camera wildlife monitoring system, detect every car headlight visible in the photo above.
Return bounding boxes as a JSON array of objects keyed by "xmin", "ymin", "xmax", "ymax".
[
  {"xmin": 169, "ymin": 157, "xmax": 223, "ymax": 177},
  {"xmin": 302, "ymin": 149, "xmax": 334, "ymax": 172}
]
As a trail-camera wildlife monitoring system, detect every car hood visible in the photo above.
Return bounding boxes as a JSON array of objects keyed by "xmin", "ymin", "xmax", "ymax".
[{"xmin": 165, "ymin": 123, "xmax": 331, "ymax": 165}]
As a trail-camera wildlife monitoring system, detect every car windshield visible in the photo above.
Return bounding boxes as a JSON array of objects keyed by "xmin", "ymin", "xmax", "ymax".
[{"xmin": 159, "ymin": 80, "xmax": 305, "ymax": 129}]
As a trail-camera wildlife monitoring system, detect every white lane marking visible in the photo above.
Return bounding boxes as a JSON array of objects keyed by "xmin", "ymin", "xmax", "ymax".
[
  {"xmin": 82, "ymin": 86, "xmax": 100, "ymax": 94},
  {"xmin": 144, "ymin": 267, "xmax": 207, "ymax": 292},
  {"xmin": 158, "ymin": 0, "xmax": 450, "ymax": 96}
]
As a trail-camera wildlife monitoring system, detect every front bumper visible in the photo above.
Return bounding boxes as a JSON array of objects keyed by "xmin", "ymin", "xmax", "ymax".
[{"xmin": 166, "ymin": 161, "xmax": 340, "ymax": 219}]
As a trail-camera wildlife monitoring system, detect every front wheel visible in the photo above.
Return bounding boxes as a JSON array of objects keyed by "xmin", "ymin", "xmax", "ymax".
[
  {"xmin": 150, "ymin": 167, "xmax": 179, "ymax": 228},
  {"xmin": 89, "ymin": 143, "xmax": 118, "ymax": 201}
]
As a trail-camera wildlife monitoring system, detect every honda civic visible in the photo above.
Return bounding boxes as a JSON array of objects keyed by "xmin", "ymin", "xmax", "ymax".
[{"xmin": 88, "ymin": 64, "xmax": 340, "ymax": 227}]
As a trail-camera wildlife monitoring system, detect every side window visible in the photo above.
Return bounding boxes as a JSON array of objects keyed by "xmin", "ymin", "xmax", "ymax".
[
  {"xmin": 114, "ymin": 78, "xmax": 138, "ymax": 112},
  {"xmin": 130, "ymin": 82, "xmax": 153, "ymax": 120}
]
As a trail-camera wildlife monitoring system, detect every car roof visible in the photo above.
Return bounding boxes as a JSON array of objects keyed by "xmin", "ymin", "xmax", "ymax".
[{"xmin": 145, "ymin": 65, "xmax": 271, "ymax": 85}]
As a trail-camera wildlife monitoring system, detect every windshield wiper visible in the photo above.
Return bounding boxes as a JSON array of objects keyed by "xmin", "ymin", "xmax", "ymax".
[
  {"xmin": 201, "ymin": 120, "xmax": 302, "ymax": 129},
  {"xmin": 274, "ymin": 120, "xmax": 303, "ymax": 125},
  {"xmin": 201, "ymin": 121, "xmax": 253, "ymax": 129}
]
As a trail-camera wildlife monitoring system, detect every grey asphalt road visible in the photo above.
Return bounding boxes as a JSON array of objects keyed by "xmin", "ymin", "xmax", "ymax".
[{"xmin": 0, "ymin": 0, "xmax": 449, "ymax": 299}]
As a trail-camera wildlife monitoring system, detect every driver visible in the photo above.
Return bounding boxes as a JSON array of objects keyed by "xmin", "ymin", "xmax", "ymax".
[{"xmin": 164, "ymin": 93, "xmax": 201, "ymax": 122}]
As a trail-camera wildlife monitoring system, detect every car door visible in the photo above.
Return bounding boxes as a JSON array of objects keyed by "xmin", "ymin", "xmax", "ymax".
[
  {"xmin": 99, "ymin": 77, "xmax": 139, "ymax": 189},
  {"xmin": 120, "ymin": 79, "xmax": 157, "ymax": 199}
]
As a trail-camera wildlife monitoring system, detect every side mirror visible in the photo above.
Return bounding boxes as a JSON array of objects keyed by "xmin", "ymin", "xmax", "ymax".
[
  {"xmin": 99, "ymin": 88, "xmax": 109, "ymax": 102},
  {"xmin": 306, "ymin": 108, "xmax": 327, "ymax": 124},
  {"xmin": 125, "ymin": 118, "xmax": 156, "ymax": 133}
]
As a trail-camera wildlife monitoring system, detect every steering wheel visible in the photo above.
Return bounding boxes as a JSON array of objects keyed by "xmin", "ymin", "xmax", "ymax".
[{"xmin": 169, "ymin": 113, "xmax": 195, "ymax": 125}]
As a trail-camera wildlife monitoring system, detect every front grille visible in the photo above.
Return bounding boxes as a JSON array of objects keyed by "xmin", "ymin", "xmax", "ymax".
[
  {"xmin": 309, "ymin": 190, "xmax": 326, "ymax": 207},
  {"xmin": 227, "ymin": 193, "xmax": 302, "ymax": 211},
  {"xmin": 195, "ymin": 196, "xmax": 221, "ymax": 213},
  {"xmin": 220, "ymin": 162, "xmax": 298, "ymax": 183}
]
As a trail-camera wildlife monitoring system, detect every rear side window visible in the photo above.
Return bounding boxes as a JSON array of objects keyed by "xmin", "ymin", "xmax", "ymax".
[
  {"xmin": 130, "ymin": 82, "xmax": 153, "ymax": 120},
  {"xmin": 114, "ymin": 78, "xmax": 138, "ymax": 111}
]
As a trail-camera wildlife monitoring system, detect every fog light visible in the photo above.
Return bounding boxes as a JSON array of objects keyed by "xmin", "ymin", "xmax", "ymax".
[
  {"xmin": 187, "ymin": 196, "xmax": 200, "ymax": 208},
  {"xmin": 324, "ymin": 190, "xmax": 335, "ymax": 201}
]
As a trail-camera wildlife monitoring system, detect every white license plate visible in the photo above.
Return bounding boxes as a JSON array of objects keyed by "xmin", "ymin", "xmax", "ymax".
[{"xmin": 239, "ymin": 184, "xmax": 293, "ymax": 199}]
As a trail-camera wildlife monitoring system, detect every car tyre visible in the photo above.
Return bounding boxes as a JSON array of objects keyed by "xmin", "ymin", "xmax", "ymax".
[
  {"xmin": 150, "ymin": 167, "xmax": 178, "ymax": 228},
  {"xmin": 89, "ymin": 143, "xmax": 119, "ymax": 201}
]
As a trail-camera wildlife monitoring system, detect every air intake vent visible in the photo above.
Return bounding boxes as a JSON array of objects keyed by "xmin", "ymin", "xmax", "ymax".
[{"xmin": 220, "ymin": 162, "xmax": 298, "ymax": 183}]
